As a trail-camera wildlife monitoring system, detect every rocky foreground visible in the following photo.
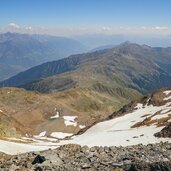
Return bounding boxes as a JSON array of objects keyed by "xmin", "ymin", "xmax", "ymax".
[{"xmin": 0, "ymin": 142, "xmax": 171, "ymax": 171}]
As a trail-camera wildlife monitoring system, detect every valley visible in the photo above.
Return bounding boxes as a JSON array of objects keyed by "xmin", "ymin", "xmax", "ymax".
[
  {"xmin": 0, "ymin": 87, "xmax": 170, "ymax": 155},
  {"xmin": 0, "ymin": 42, "xmax": 171, "ymax": 155}
]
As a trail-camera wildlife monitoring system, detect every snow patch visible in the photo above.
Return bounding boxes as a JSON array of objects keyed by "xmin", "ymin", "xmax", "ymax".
[
  {"xmin": 33, "ymin": 132, "xmax": 58, "ymax": 142},
  {"xmin": 79, "ymin": 125, "xmax": 86, "ymax": 129},
  {"xmin": 7, "ymin": 137, "xmax": 29, "ymax": 143},
  {"xmin": 135, "ymin": 103, "xmax": 143, "ymax": 109},
  {"xmin": 151, "ymin": 108, "xmax": 171, "ymax": 120},
  {"xmin": 51, "ymin": 132, "xmax": 73, "ymax": 139},
  {"xmin": 33, "ymin": 136, "xmax": 57, "ymax": 142},
  {"xmin": 164, "ymin": 95, "xmax": 171, "ymax": 101},
  {"xmin": 63, "ymin": 116, "xmax": 77, "ymax": 127},
  {"xmin": 34, "ymin": 131, "xmax": 46, "ymax": 138},
  {"xmin": 163, "ymin": 90, "xmax": 171, "ymax": 96},
  {"xmin": 161, "ymin": 109, "xmax": 170, "ymax": 114},
  {"xmin": 50, "ymin": 111, "xmax": 60, "ymax": 119},
  {"xmin": 152, "ymin": 114, "xmax": 169, "ymax": 120}
]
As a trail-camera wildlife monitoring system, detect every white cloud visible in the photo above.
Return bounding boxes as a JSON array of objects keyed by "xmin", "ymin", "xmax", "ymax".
[
  {"xmin": 0, "ymin": 24, "xmax": 170, "ymax": 36},
  {"xmin": 141, "ymin": 26, "xmax": 148, "ymax": 30},
  {"xmin": 102, "ymin": 27, "xmax": 111, "ymax": 31},
  {"xmin": 25, "ymin": 26, "xmax": 32, "ymax": 30},
  {"xmin": 9, "ymin": 23, "xmax": 20, "ymax": 29},
  {"xmin": 141, "ymin": 26, "xmax": 169, "ymax": 30},
  {"xmin": 154, "ymin": 26, "xmax": 169, "ymax": 30}
]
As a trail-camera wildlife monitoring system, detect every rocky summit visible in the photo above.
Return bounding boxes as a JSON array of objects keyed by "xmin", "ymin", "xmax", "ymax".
[{"xmin": 0, "ymin": 142, "xmax": 171, "ymax": 171}]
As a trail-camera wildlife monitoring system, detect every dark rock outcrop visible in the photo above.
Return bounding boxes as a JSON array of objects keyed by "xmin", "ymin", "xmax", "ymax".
[
  {"xmin": 155, "ymin": 122, "xmax": 171, "ymax": 138},
  {"xmin": 32, "ymin": 155, "xmax": 46, "ymax": 165}
]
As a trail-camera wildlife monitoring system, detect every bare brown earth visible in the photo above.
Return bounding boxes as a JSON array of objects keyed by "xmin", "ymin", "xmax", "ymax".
[
  {"xmin": 0, "ymin": 86, "xmax": 138, "ymax": 138},
  {"xmin": 0, "ymin": 87, "xmax": 88, "ymax": 137}
]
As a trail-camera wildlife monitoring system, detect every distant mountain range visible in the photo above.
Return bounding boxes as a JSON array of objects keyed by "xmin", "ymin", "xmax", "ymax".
[
  {"xmin": 0, "ymin": 32, "xmax": 88, "ymax": 80},
  {"xmin": 1, "ymin": 42, "xmax": 171, "ymax": 93},
  {"xmin": 1, "ymin": 42, "xmax": 171, "ymax": 120}
]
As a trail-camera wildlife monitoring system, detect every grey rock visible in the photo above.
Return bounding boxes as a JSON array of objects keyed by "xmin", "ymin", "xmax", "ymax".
[
  {"xmin": 82, "ymin": 163, "xmax": 91, "ymax": 169},
  {"xmin": 0, "ymin": 142, "xmax": 171, "ymax": 170}
]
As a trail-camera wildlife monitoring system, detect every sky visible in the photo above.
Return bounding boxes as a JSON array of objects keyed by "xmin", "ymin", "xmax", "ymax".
[{"xmin": 0, "ymin": 0, "xmax": 171, "ymax": 36}]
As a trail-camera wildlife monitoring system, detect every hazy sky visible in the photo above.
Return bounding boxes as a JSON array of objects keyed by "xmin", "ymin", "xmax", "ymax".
[{"xmin": 0, "ymin": 0, "xmax": 171, "ymax": 35}]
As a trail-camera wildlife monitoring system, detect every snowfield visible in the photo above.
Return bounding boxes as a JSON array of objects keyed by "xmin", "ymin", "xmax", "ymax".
[
  {"xmin": 59, "ymin": 102, "xmax": 171, "ymax": 147},
  {"xmin": 0, "ymin": 91, "xmax": 171, "ymax": 155},
  {"xmin": 0, "ymin": 139, "xmax": 58, "ymax": 155}
]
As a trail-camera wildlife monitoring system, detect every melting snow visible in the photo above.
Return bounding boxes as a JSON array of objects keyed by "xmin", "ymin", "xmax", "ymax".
[
  {"xmin": 152, "ymin": 114, "xmax": 169, "ymax": 120},
  {"xmin": 33, "ymin": 131, "xmax": 59, "ymax": 142},
  {"xmin": 79, "ymin": 125, "xmax": 86, "ymax": 129},
  {"xmin": 58, "ymin": 102, "xmax": 171, "ymax": 147},
  {"xmin": 163, "ymin": 90, "xmax": 171, "ymax": 96},
  {"xmin": 135, "ymin": 103, "xmax": 143, "ymax": 109},
  {"xmin": 63, "ymin": 116, "xmax": 77, "ymax": 127},
  {"xmin": 164, "ymin": 95, "xmax": 171, "ymax": 101},
  {"xmin": 0, "ymin": 139, "xmax": 58, "ymax": 155},
  {"xmin": 34, "ymin": 131, "xmax": 46, "ymax": 138},
  {"xmin": 7, "ymin": 137, "xmax": 29, "ymax": 143},
  {"xmin": 51, "ymin": 132, "xmax": 73, "ymax": 139},
  {"xmin": 50, "ymin": 111, "xmax": 60, "ymax": 119},
  {"xmin": 32, "ymin": 136, "xmax": 57, "ymax": 142},
  {"xmin": 161, "ymin": 109, "xmax": 170, "ymax": 114}
]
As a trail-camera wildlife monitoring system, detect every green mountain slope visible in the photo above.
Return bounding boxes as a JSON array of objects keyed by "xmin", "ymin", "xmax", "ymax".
[{"xmin": 1, "ymin": 42, "xmax": 171, "ymax": 94}]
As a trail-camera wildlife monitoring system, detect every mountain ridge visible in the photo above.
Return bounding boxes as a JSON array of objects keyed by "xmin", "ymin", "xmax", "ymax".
[
  {"xmin": 0, "ymin": 32, "xmax": 88, "ymax": 80},
  {"xmin": 1, "ymin": 42, "xmax": 171, "ymax": 94}
]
